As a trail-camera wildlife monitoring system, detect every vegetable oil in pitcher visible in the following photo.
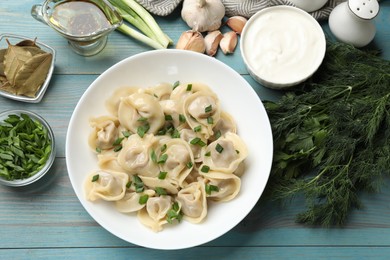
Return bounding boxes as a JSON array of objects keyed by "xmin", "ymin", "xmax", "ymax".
[{"xmin": 49, "ymin": 0, "xmax": 112, "ymax": 38}]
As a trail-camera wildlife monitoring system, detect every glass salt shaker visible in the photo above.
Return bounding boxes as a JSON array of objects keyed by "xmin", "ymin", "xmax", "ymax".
[{"xmin": 328, "ymin": 0, "xmax": 380, "ymax": 48}]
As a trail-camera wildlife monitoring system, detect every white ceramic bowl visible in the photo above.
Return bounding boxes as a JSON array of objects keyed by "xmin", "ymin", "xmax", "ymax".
[
  {"xmin": 66, "ymin": 49, "xmax": 273, "ymax": 250},
  {"xmin": 0, "ymin": 33, "xmax": 56, "ymax": 103},
  {"xmin": 0, "ymin": 109, "xmax": 56, "ymax": 187},
  {"xmin": 240, "ymin": 6, "xmax": 326, "ymax": 89}
]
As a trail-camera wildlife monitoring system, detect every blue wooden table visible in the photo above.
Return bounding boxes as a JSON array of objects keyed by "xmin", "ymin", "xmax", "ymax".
[{"xmin": 1, "ymin": 1, "xmax": 390, "ymax": 259}]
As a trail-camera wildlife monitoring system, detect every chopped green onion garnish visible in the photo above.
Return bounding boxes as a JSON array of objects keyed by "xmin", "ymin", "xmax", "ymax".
[
  {"xmin": 207, "ymin": 116, "xmax": 214, "ymax": 124},
  {"xmin": 171, "ymin": 129, "xmax": 180, "ymax": 138},
  {"xmin": 205, "ymin": 184, "xmax": 219, "ymax": 195},
  {"xmin": 172, "ymin": 81, "xmax": 180, "ymax": 89},
  {"xmin": 167, "ymin": 202, "xmax": 183, "ymax": 224},
  {"xmin": 151, "ymin": 150, "xmax": 157, "ymax": 163},
  {"xmin": 114, "ymin": 145, "xmax": 123, "ymax": 152},
  {"xmin": 205, "ymin": 104, "xmax": 212, "ymax": 113},
  {"xmin": 215, "ymin": 143, "xmax": 224, "ymax": 153},
  {"xmin": 158, "ymin": 154, "xmax": 168, "ymax": 164},
  {"xmin": 122, "ymin": 131, "xmax": 131, "ymax": 138},
  {"xmin": 165, "ymin": 114, "xmax": 173, "ymax": 121},
  {"xmin": 137, "ymin": 123, "xmax": 150, "ymax": 138},
  {"xmin": 186, "ymin": 161, "xmax": 193, "ymax": 169},
  {"xmin": 205, "ymin": 151, "xmax": 211, "ymax": 157},
  {"xmin": 179, "ymin": 114, "xmax": 186, "ymax": 123},
  {"xmin": 160, "ymin": 144, "xmax": 167, "ymax": 153},
  {"xmin": 190, "ymin": 137, "xmax": 201, "ymax": 145},
  {"xmin": 137, "ymin": 116, "xmax": 148, "ymax": 122},
  {"xmin": 186, "ymin": 84, "xmax": 192, "ymax": 91},
  {"xmin": 155, "ymin": 187, "xmax": 167, "ymax": 196},
  {"xmin": 194, "ymin": 125, "xmax": 202, "ymax": 132},
  {"xmin": 91, "ymin": 174, "xmax": 99, "ymax": 182},
  {"xmin": 112, "ymin": 137, "xmax": 124, "ymax": 146},
  {"xmin": 158, "ymin": 171, "xmax": 168, "ymax": 179},
  {"xmin": 126, "ymin": 181, "xmax": 132, "ymax": 189},
  {"xmin": 96, "ymin": 147, "xmax": 102, "ymax": 153},
  {"xmin": 138, "ymin": 194, "xmax": 149, "ymax": 205},
  {"xmin": 133, "ymin": 175, "xmax": 144, "ymax": 193},
  {"xmin": 214, "ymin": 130, "xmax": 222, "ymax": 140},
  {"xmin": 201, "ymin": 165, "xmax": 210, "ymax": 173}
]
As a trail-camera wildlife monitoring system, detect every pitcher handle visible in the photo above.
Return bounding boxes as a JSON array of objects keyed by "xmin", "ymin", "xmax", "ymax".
[{"xmin": 31, "ymin": 4, "xmax": 47, "ymax": 25}]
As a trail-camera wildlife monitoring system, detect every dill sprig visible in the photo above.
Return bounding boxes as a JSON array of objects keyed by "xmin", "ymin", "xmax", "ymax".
[{"xmin": 263, "ymin": 42, "xmax": 390, "ymax": 227}]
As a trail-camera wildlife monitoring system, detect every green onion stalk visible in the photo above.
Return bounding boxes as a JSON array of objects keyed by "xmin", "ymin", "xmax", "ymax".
[{"xmin": 108, "ymin": 0, "xmax": 173, "ymax": 49}]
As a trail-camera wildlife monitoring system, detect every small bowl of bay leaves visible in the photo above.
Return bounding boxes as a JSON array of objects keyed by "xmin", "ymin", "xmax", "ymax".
[
  {"xmin": 0, "ymin": 109, "xmax": 56, "ymax": 187},
  {"xmin": 0, "ymin": 33, "xmax": 55, "ymax": 103}
]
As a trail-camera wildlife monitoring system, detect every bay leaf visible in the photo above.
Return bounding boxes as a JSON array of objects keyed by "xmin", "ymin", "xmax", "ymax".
[
  {"xmin": 14, "ymin": 52, "xmax": 53, "ymax": 97},
  {"xmin": 4, "ymin": 41, "xmax": 33, "ymax": 85},
  {"xmin": 16, "ymin": 39, "xmax": 39, "ymax": 47},
  {"xmin": 0, "ymin": 80, "xmax": 16, "ymax": 95},
  {"xmin": 0, "ymin": 48, "xmax": 6, "ymax": 76}
]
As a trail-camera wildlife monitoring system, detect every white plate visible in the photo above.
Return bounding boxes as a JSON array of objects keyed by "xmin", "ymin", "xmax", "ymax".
[{"xmin": 66, "ymin": 50, "xmax": 273, "ymax": 250}]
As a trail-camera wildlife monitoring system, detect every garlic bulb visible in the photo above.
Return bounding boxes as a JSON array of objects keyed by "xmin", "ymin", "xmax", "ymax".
[{"xmin": 181, "ymin": 0, "xmax": 225, "ymax": 32}]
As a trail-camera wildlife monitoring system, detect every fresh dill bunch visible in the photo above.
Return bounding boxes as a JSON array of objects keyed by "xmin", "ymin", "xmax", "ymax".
[{"xmin": 263, "ymin": 41, "xmax": 390, "ymax": 227}]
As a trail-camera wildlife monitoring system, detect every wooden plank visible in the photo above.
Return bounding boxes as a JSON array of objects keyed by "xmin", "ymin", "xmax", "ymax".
[
  {"xmin": 0, "ymin": 159, "xmax": 390, "ymax": 248},
  {"xmin": 1, "ymin": 247, "xmax": 390, "ymax": 260}
]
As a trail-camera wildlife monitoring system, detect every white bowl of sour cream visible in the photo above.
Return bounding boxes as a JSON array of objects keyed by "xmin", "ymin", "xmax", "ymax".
[{"xmin": 240, "ymin": 6, "xmax": 326, "ymax": 89}]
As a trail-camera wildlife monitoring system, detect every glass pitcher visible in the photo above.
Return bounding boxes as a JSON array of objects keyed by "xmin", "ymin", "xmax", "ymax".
[{"xmin": 31, "ymin": 0, "xmax": 123, "ymax": 56}]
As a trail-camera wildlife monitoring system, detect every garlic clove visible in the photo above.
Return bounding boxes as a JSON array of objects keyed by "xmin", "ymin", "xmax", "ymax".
[
  {"xmin": 219, "ymin": 31, "xmax": 238, "ymax": 55},
  {"xmin": 204, "ymin": 30, "xmax": 223, "ymax": 56},
  {"xmin": 176, "ymin": 30, "xmax": 206, "ymax": 53},
  {"xmin": 226, "ymin": 16, "xmax": 248, "ymax": 35}
]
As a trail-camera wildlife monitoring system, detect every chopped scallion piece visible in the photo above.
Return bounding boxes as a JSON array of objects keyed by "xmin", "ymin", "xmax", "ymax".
[
  {"xmin": 137, "ymin": 116, "xmax": 148, "ymax": 122},
  {"xmin": 126, "ymin": 181, "xmax": 132, "ymax": 189},
  {"xmin": 171, "ymin": 129, "xmax": 180, "ymax": 138},
  {"xmin": 172, "ymin": 81, "xmax": 180, "ymax": 89},
  {"xmin": 205, "ymin": 151, "xmax": 211, "ymax": 157},
  {"xmin": 138, "ymin": 194, "xmax": 149, "ymax": 205},
  {"xmin": 207, "ymin": 116, "xmax": 214, "ymax": 124},
  {"xmin": 155, "ymin": 187, "xmax": 167, "ymax": 196},
  {"xmin": 205, "ymin": 104, "xmax": 212, "ymax": 113},
  {"xmin": 194, "ymin": 125, "xmax": 202, "ymax": 132},
  {"xmin": 215, "ymin": 143, "xmax": 224, "ymax": 153},
  {"xmin": 201, "ymin": 165, "xmax": 210, "ymax": 173},
  {"xmin": 151, "ymin": 150, "xmax": 157, "ymax": 163},
  {"xmin": 133, "ymin": 175, "xmax": 144, "ymax": 193},
  {"xmin": 112, "ymin": 137, "xmax": 124, "ymax": 146},
  {"xmin": 122, "ymin": 131, "xmax": 131, "ymax": 138},
  {"xmin": 165, "ymin": 114, "xmax": 173, "ymax": 121},
  {"xmin": 158, "ymin": 171, "xmax": 168, "ymax": 179},
  {"xmin": 91, "ymin": 174, "xmax": 99, "ymax": 182},
  {"xmin": 190, "ymin": 137, "xmax": 201, "ymax": 145},
  {"xmin": 214, "ymin": 130, "xmax": 222, "ymax": 140},
  {"xmin": 160, "ymin": 144, "xmax": 167, "ymax": 153},
  {"xmin": 205, "ymin": 184, "xmax": 219, "ymax": 195},
  {"xmin": 114, "ymin": 145, "xmax": 123, "ymax": 152},
  {"xmin": 186, "ymin": 161, "xmax": 193, "ymax": 169},
  {"xmin": 137, "ymin": 123, "xmax": 150, "ymax": 138},
  {"xmin": 179, "ymin": 114, "xmax": 186, "ymax": 123},
  {"xmin": 96, "ymin": 147, "xmax": 102, "ymax": 153},
  {"xmin": 158, "ymin": 154, "xmax": 168, "ymax": 164},
  {"xmin": 186, "ymin": 84, "xmax": 193, "ymax": 91}
]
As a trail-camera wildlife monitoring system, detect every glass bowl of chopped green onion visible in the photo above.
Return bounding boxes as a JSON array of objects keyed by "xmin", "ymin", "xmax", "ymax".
[{"xmin": 0, "ymin": 109, "xmax": 56, "ymax": 187}]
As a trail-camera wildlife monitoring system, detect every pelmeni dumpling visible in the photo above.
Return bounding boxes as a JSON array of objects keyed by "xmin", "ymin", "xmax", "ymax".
[
  {"xmin": 179, "ymin": 128, "xmax": 207, "ymax": 163},
  {"xmin": 118, "ymin": 92, "xmax": 164, "ymax": 134},
  {"xmin": 139, "ymin": 175, "xmax": 180, "ymax": 195},
  {"xmin": 105, "ymin": 86, "xmax": 138, "ymax": 116},
  {"xmin": 210, "ymin": 111, "xmax": 237, "ymax": 141},
  {"xmin": 137, "ymin": 196, "xmax": 172, "ymax": 232},
  {"xmin": 183, "ymin": 90, "xmax": 221, "ymax": 139},
  {"xmin": 88, "ymin": 116, "xmax": 120, "ymax": 151},
  {"xmin": 176, "ymin": 180, "xmax": 207, "ymax": 223},
  {"xmin": 201, "ymin": 132, "xmax": 248, "ymax": 174},
  {"xmin": 143, "ymin": 82, "xmax": 172, "ymax": 101},
  {"xmin": 200, "ymin": 171, "xmax": 241, "ymax": 202},
  {"xmin": 117, "ymin": 134, "xmax": 159, "ymax": 177},
  {"xmin": 115, "ymin": 189, "xmax": 156, "ymax": 213},
  {"xmin": 84, "ymin": 169, "xmax": 128, "ymax": 202},
  {"xmin": 156, "ymin": 138, "xmax": 194, "ymax": 187},
  {"xmin": 97, "ymin": 151, "xmax": 125, "ymax": 173}
]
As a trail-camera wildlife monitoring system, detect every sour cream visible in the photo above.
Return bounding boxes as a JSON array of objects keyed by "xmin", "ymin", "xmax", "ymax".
[{"xmin": 240, "ymin": 6, "xmax": 326, "ymax": 89}]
